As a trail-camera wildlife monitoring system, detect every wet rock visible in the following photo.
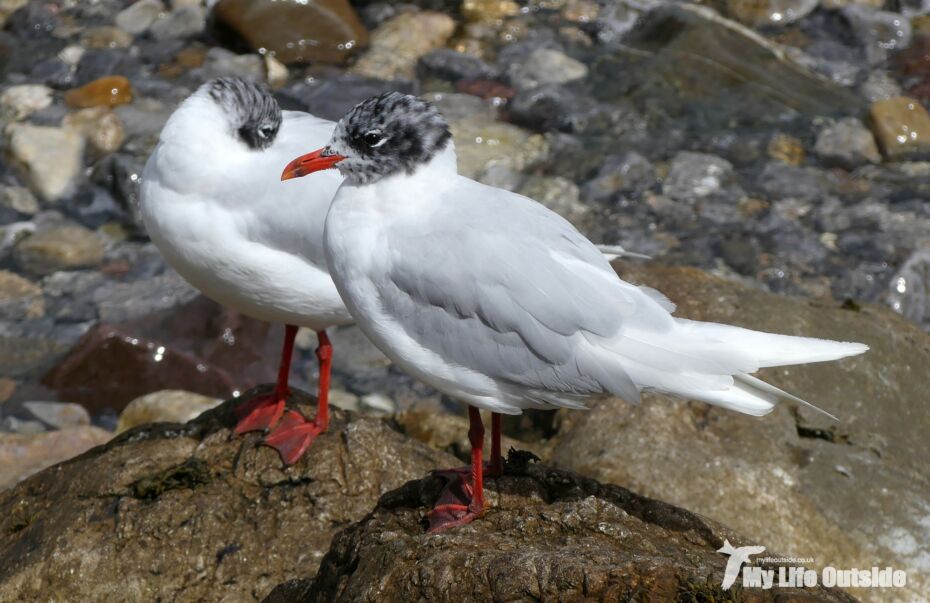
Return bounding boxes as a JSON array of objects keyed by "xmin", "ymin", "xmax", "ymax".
[
  {"xmin": 0, "ymin": 390, "xmax": 455, "ymax": 599},
  {"xmin": 351, "ymin": 11, "xmax": 454, "ymax": 81},
  {"xmin": 212, "ymin": 0, "xmax": 368, "ymax": 65},
  {"xmin": 0, "ymin": 0, "xmax": 28, "ymax": 27},
  {"xmin": 886, "ymin": 245, "xmax": 930, "ymax": 330},
  {"xmin": 0, "ymin": 186, "xmax": 38, "ymax": 219},
  {"xmin": 5, "ymin": 123, "xmax": 84, "ymax": 202},
  {"xmin": 518, "ymin": 174, "xmax": 589, "ymax": 226},
  {"xmin": 3, "ymin": 0, "xmax": 57, "ymax": 39},
  {"xmin": 80, "ymin": 26, "xmax": 133, "ymax": 50},
  {"xmin": 73, "ymin": 49, "xmax": 140, "ymax": 87},
  {"xmin": 92, "ymin": 270, "xmax": 199, "ymax": 323},
  {"xmin": 0, "ymin": 426, "xmax": 112, "ymax": 490},
  {"xmin": 277, "ymin": 76, "xmax": 413, "ymax": 121},
  {"xmin": 0, "ymin": 83, "xmax": 51, "ymax": 119},
  {"xmin": 0, "ymin": 269, "xmax": 43, "ymax": 320},
  {"xmin": 662, "ymin": 151, "xmax": 735, "ymax": 202},
  {"xmin": 508, "ymin": 47, "xmax": 587, "ymax": 89},
  {"xmin": 869, "ymin": 96, "xmax": 930, "ymax": 160},
  {"xmin": 150, "ymin": 4, "xmax": 206, "ymax": 40},
  {"xmin": 766, "ymin": 132, "xmax": 806, "ymax": 166},
  {"xmin": 63, "ymin": 107, "xmax": 125, "ymax": 154},
  {"xmin": 42, "ymin": 324, "xmax": 235, "ymax": 415},
  {"xmin": 618, "ymin": 4, "xmax": 865, "ymax": 125},
  {"xmin": 587, "ymin": 152, "xmax": 657, "ymax": 205},
  {"xmin": 91, "ymin": 152, "xmax": 146, "ymax": 223},
  {"xmin": 301, "ymin": 461, "xmax": 853, "ymax": 602},
  {"xmin": 758, "ymin": 161, "xmax": 831, "ymax": 202},
  {"xmin": 449, "ymin": 111, "xmax": 549, "ymax": 179},
  {"xmin": 192, "ymin": 47, "xmax": 265, "ymax": 82},
  {"xmin": 860, "ymin": 69, "xmax": 903, "ymax": 102},
  {"xmin": 843, "ymin": 5, "xmax": 911, "ymax": 65},
  {"xmin": 115, "ymin": 0, "xmax": 164, "ymax": 35},
  {"xmin": 814, "ymin": 117, "xmax": 881, "ymax": 168},
  {"xmin": 64, "ymin": 75, "xmax": 133, "ymax": 109},
  {"xmin": 725, "ymin": 0, "xmax": 818, "ymax": 27},
  {"xmin": 22, "ymin": 401, "xmax": 91, "ymax": 430},
  {"xmin": 551, "ymin": 261, "xmax": 930, "ymax": 601},
  {"xmin": 116, "ymin": 389, "xmax": 221, "ymax": 433},
  {"xmin": 418, "ymin": 48, "xmax": 499, "ymax": 83},
  {"xmin": 13, "ymin": 226, "xmax": 105, "ymax": 276}
]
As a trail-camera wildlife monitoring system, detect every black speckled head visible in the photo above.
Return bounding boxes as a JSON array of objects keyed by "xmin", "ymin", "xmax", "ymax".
[
  {"xmin": 206, "ymin": 77, "xmax": 282, "ymax": 151},
  {"xmin": 326, "ymin": 92, "xmax": 452, "ymax": 184}
]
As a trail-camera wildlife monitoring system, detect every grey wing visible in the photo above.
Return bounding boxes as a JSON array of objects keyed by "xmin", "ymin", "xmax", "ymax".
[{"xmin": 379, "ymin": 183, "xmax": 652, "ymax": 407}]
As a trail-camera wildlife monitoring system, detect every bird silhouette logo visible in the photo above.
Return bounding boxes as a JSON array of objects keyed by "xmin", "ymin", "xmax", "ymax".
[{"xmin": 718, "ymin": 540, "xmax": 766, "ymax": 590}]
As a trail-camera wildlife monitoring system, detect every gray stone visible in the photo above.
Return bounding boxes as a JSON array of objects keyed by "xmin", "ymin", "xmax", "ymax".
[
  {"xmin": 149, "ymin": 5, "xmax": 205, "ymax": 40},
  {"xmin": 417, "ymin": 48, "xmax": 498, "ymax": 83},
  {"xmin": 191, "ymin": 47, "xmax": 265, "ymax": 83},
  {"xmin": 93, "ymin": 270, "xmax": 199, "ymax": 323},
  {"xmin": 860, "ymin": 69, "xmax": 904, "ymax": 102},
  {"xmin": 662, "ymin": 151, "xmax": 734, "ymax": 202},
  {"xmin": 582, "ymin": 152, "xmax": 657, "ymax": 202},
  {"xmin": 115, "ymin": 0, "xmax": 165, "ymax": 35},
  {"xmin": 814, "ymin": 117, "xmax": 882, "ymax": 168},
  {"xmin": 0, "ymin": 270, "xmax": 43, "ymax": 321},
  {"xmin": 508, "ymin": 48, "xmax": 588, "ymax": 89},
  {"xmin": 843, "ymin": 5, "xmax": 912, "ymax": 65},
  {"xmin": 518, "ymin": 174, "xmax": 590, "ymax": 226},
  {"xmin": 22, "ymin": 401, "xmax": 91, "ymax": 430},
  {"xmin": 886, "ymin": 246, "xmax": 930, "ymax": 331}
]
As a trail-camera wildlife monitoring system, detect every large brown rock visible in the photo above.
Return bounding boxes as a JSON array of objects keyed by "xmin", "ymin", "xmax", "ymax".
[
  {"xmin": 212, "ymin": 0, "xmax": 368, "ymax": 65},
  {"xmin": 0, "ymin": 387, "xmax": 456, "ymax": 601},
  {"xmin": 551, "ymin": 261, "xmax": 930, "ymax": 601},
  {"xmin": 285, "ymin": 459, "xmax": 854, "ymax": 602}
]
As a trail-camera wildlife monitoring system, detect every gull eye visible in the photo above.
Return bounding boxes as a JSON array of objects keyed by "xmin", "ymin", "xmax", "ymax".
[
  {"xmin": 363, "ymin": 131, "xmax": 385, "ymax": 147},
  {"xmin": 258, "ymin": 126, "xmax": 274, "ymax": 139}
]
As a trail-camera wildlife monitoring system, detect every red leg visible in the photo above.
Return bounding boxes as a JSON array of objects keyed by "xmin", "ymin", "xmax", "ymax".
[
  {"xmin": 233, "ymin": 324, "xmax": 296, "ymax": 434},
  {"xmin": 427, "ymin": 406, "xmax": 485, "ymax": 532},
  {"xmin": 488, "ymin": 412, "xmax": 503, "ymax": 477},
  {"xmin": 263, "ymin": 329, "xmax": 332, "ymax": 465}
]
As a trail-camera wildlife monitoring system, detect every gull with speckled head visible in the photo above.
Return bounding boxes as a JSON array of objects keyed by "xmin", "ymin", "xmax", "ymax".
[
  {"xmin": 282, "ymin": 92, "xmax": 868, "ymax": 532},
  {"xmin": 141, "ymin": 77, "xmax": 351, "ymax": 464}
]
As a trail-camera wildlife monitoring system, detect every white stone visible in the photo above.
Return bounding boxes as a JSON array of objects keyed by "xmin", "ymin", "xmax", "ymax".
[
  {"xmin": 6, "ymin": 124, "xmax": 85, "ymax": 202},
  {"xmin": 0, "ymin": 85, "xmax": 53, "ymax": 120}
]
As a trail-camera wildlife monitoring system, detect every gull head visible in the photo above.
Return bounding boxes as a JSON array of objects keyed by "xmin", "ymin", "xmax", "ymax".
[
  {"xmin": 282, "ymin": 92, "xmax": 451, "ymax": 184},
  {"xmin": 202, "ymin": 77, "xmax": 282, "ymax": 152}
]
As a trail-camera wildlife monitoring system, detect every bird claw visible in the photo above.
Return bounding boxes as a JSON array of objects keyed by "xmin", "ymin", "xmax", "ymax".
[
  {"xmin": 263, "ymin": 409, "xmax": 324, "ymax": 465},
  {"xmin": 233, "ymin": 393, "xmax": 286, "ymax": 435}
]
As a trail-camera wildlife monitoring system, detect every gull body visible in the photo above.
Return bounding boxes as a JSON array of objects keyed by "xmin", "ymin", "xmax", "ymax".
[
  {"xmin": 141, "ymin": 78, "xmax": 351, "ymax": 462},
  {"xmin": 283, "ymin": 92, "xmax": 869, "ymax": 530}
]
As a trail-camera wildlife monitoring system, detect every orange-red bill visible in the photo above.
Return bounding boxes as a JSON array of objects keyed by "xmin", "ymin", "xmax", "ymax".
[{"xmin": 281, "ymin": 148, "xmax": 346, "ymax": 181}]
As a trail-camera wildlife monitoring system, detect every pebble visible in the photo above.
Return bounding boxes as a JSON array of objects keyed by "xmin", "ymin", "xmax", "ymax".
[
  {"xmin": 0, "ymin": 270, "xmax": 44, "ymax": 320},
  {"xmin": 448, "ymin": 112, "xmax": 549, "ymax": 179},
  {"xmin": 5, "ymin": 124, "xmax": 84, "ymax": 202},
  {"xmin": 869, "ymin": 96, "xmax": 930, "ymax": 159},
  {"xmin": 726, "ymin": 0, "xmax": 818, "ymax": 27},
  {"xmin": 418, "ymin": 48, "xmax": 499, "ymax": 83},
  {"xmin": 212, "ymin": 0, "xmax": 369, "ymax": 65},
  {"xmin": 508, "ymin": 48, "xmax": 588, "ymax": 89},
  {"xmin": 351, "ymin": 12, "xmax": 456, "ymax": 81},
  {"xmin": 193, "ymin": 47, "xmax": 265, "ymax": 82},
  {"xmin": 860, "ymin": 69, "xmax": 904, "ymax": 102},
  {"xmin": 0, "ymin": 0, "xmax": 28, "ymax": 28},
  {"xmin": 0, "ymin": 84, "xmax": 52, "ymax": 120},
  {"xmin": 64, "ymin": 76, "xmax": 133, "ymax": 109},
  {"xmin": 13, "ymin": 226, "xmax": 105, "ymax": 276},
  {"xmin": 462, "ymin": 0, "xmax": 520, "ymax": 23},
  {"xmin": 843, "ymin": 5, "xmax": 912, "ymax": 65},
  {"xmin": 0, "ymin": 427, "xmax": 112, "ymax": 490},
  {"xmin": 0, "ymin": 187, "xmax": 39, "ymax": 216},
  {"xmin": 22, "ymin": 401, "xmax": 91, "ymax": 430},
  {"xmin": 0, "ymin": 378, "xmax": 14, "ymax": 404},
  {"xmin": 582, "ymin": 152, "xmax": 657, "ymax": 202},
  {"xmin": 92, "ymin": 270, "xmax": 199, "ymax": 324},
  {"xmin": 116, "ymin": 390, "xmax": 222, "ymax": 433},
  {"xmin": 149, "ymin": 5, "xmax": 206, "ymax": 41},
  {"xmin": 766, "ymin": 133, "xmax": 806, "ymax": 166},
  {"xmin": 115, "ymin": 0, "xmax": 165, "ymax": 35},
  {"xmin": 814, "ymin": 117, "xmax": 882, "ymax": 168},
  {"xmin": 518, "ymin": 175, "xmax": 590, "ymax": 226},
  {"xmin": 64, "ymin": 108, "xmax": 126, "ymax": 155},
  {"xmin": 80, "ymin": 26, "xmax": 133, "ymax": 50},
  {"xmin": 887, "ymin": 246, "xmax": 930, "ymax": 329},
  {"xmin": 662, "ymin": 152, "xmax": 735, "ymax": 202}
]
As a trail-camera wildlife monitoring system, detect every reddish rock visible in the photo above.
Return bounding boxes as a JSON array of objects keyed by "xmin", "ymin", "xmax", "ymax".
[
  {"xmin": 212, "ymin": 0, "xmax": 368, "ymax": 65},
  {"xmin": 64, "ymin": 76, "xmax": 133, "ymax": 109}
]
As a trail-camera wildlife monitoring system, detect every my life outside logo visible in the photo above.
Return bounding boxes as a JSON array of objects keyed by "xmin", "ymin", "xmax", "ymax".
[{"xmin": 717, "ymin": 540, "xmax": 908, "ymax": 590}]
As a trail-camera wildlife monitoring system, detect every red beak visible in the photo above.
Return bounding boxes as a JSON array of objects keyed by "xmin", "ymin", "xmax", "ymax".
[{"xmin": 281, "ymin": 148, "xmax": 346, "ymax": 181}]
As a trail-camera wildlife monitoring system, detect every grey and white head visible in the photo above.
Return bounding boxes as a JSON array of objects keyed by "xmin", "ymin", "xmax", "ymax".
[
  {"xmin": 201, "ymin": 77, "xmax": 282, "ymax": 151},
  {"xmin": 281, "ymin": 92, "xmax": 451, "ymax": 185}
]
